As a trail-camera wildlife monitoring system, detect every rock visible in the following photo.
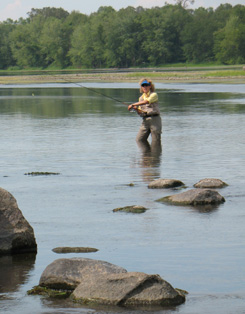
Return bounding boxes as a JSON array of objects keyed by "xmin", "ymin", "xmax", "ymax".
[
  {"xmin": 72, "ymin": 272, "xmax": 185, "ymax": 307},
  {"xmin": 113, "ymin": 205, "xmax": 148, "ymax": 213},
  {"xmin": 148, "ymin": 179, "xmax": 185, "ymax": 189},
  {"xmin": 194, "ymin": 178, "xmax": 228, "ymax": 188},
  {"xmin": 157, "ymin": 189, "xmax": 225, "ymax": 207},
  {"xmin": 52, "ymin": 247, "xmax": 98, "ymax": 254},
  {"xmin": 0, "ymin": 187, "xmax": 37, "ymax": 255},
  {"xmin": 36, "ymin": 259, "xmax": 186, "ymax": 308},
  {"xmin": 24, "ymin": 172, "xmax": 60, "ymax": 176},
  {"xmin": 39, "ymin": 258, "xmax": 127, "ymax": 290}
]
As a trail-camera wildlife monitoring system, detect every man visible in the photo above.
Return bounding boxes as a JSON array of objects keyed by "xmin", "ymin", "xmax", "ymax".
[{"xmin": 128, "ymin": 78, "xmax": 162, "ymax": 145}]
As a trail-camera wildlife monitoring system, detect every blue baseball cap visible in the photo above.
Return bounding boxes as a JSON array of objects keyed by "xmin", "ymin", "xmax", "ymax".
[{"xmin": 141, "ymin": 80, "xmax": 151, "ymax": 86}]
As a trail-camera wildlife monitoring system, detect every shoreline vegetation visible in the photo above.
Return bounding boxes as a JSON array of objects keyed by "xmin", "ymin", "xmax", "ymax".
[{"xmin": 0, "ymin": 65, "xmax": 245, "ymax": 84}]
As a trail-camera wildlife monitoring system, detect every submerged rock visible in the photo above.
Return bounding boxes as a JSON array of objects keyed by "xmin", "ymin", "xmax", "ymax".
[
  {"xmin": 39, "ymin": 258, "xmax": 127, "ymax": 290},
  {"xmin": 0, "ymin": 187, "xmax": 37, "ymax": 255},
  {"xmin": 157, "ymin": 189, "xmax": 225, "ymax": 207},
  {"xmin": 72, "ymin": 272, "xmax": 186, "ymax": 307},
  {"xmin": 52, "ymin": 247, "xmax": 98, "ymax": 254},
  {"xmin": 194, "ymin": 178, "xmax": 228, "ymax": 188},
  {"xmin": 148, "ymin": 179, "xmax": 185, "ymax": 189},
  {"xmin": 113, "ymin": 205, "xmax": 148, "ymax": 213}
]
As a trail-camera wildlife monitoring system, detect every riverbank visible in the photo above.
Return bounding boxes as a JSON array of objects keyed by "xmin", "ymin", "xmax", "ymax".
[{"xmin": 0, "ymin": 67, "xmax": 245, "ymax": 84}]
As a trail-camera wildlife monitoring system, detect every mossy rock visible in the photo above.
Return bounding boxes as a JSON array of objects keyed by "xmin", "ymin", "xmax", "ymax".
[
  {"xmin": 25, "ymin": 172, "xmax": 60, "ymax": 176},
  {"xmin": 52, "ymin": 247, "xmax": 98, "ymax": 254},
  {"xmin": 27, "ymin": 286, "xmax": 71, "ymax": 299},
  {"xmin": 113, "ymin": 205, "xmax": 148, "ymax": 214}
]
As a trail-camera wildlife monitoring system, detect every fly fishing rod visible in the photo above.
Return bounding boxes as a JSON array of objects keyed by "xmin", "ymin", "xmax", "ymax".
[{"xmin": 61, "ymin": 77, "xmax": 130, "ymax": 107}]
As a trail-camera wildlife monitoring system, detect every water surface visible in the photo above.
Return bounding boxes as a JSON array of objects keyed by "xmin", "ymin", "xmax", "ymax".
[{"xmin": 0, "ymin": 82, "xmax": 245, "ymax": 313}]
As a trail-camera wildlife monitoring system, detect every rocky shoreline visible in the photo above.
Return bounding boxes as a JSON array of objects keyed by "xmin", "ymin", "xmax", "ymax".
[{"xmin": 0, "ymin": 70, "xmax": 245, "ymax": 85}]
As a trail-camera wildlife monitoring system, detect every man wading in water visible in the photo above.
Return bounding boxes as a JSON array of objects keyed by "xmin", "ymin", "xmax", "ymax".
[{"xmin": 128, "ymin": 78, "xmax": 162, "ymax": 148}]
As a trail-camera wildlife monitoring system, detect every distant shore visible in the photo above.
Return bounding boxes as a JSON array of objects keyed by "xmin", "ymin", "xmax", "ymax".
[{"xmin": 0, "ymin": 67, "xmax": 245, "ymax": 84}]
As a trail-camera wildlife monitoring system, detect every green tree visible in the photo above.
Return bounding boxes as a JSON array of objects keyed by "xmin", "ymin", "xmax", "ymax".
[
  {"xmin": 0, "ymin": 20, "xmax": 16, "ymax": 69},
  {"xmin": 65, "ymin": 10, "xmax": 88, "ymax": 28},
  {"xmin": 69, "ymin": 7, "xmax": 115, "ymax": 67},
  {"xmin": 40, "ymin": 17, "xmax": 70, "ymax": 67},
  {"xmin": 10, "ymin": 16, "xmax": 45, "ymax": 67},
  {"xmin": 174, "ymin": 0, "xmax": 195, "ymax": 8},
  {"xmin": 214, "ymin": 6, "xmax": 245, "ymax": 64},
  {"xmin": 104, "ymin": 7, "xmax": 142, "ymax": 67},
  {"xmin": 181, "ymin": 7, "xmax": 219, "ymax": 63},
  {"xmin": 2, "ymin": 3, "xmax": 244, "ymax": 69},
  {"xmin": 28, "ymin": 7, "xmax": 69, "ymax": 20},
  {"xmin": 140, "ymin": 5, "xmax": 189, "ymax": 65},
  {"xmin": 213, "ymin": 3, "xmax": 233, "ymax": 29}
]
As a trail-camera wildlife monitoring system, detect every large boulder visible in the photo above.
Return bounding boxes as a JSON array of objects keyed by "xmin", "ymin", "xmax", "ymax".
[
  {"xmin": 38, "ymin": 258, "xmax": 186, "ymax": 308},
  {"xmin": 194, "ymin": 178, "xmax": 228, "ymax": 188},
  {"xmin": 157, "ymin": 189, "xmax": 225, "ymax": 207},
  {"xmin": 39, "ymin": 258, "xmax": 127, "ymax": 290},
  {"xmin": 148, "ymin": 179, "xmax": 184, "ymax": 189},
  {"xmin": 72, "ymin": 272, "xmax": 185, "ymax": 307},
  {"xmin": 0, "ymin": 187, "xmax": 37, "ymax": 255}
]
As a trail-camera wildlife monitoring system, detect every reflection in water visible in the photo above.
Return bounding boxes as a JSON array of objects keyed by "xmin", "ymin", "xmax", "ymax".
[
  {"xmin": 0, "ymin": 253, "xmax": 36, "ymax": 293},
  {"xmin": 191, "ymin": 204, "xmax": 221, "ymax": 214},
  {"xmin": 137, "ymin": 140, "xmax": 162, "ymax": 183}
]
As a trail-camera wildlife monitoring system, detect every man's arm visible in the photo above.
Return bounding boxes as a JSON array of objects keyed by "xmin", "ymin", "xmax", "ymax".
[{"xmin": 128, "ymin": 99, "xmax": 149, "ymax": 111}]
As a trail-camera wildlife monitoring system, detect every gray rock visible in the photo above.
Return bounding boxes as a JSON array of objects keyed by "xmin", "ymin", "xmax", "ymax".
[
  {"xmin": 113, "ymin": 205, "xmax": 148, "ymax": 213},
  {"xmin": 0, "ymin": 187, "xmax": 37, "ymax": 255},
  {"xmin": 157, "ymin": 189, "xmax": 225, "ymax": 206},
  {"xmin": 194, "ymin": 178, "xmax": 228, "ymax": 188},
  {"xmin": 39, "ymin": 258, "xmax": 127, "ymax": 290},
  {"xmin": 148, "ymin": 179, "xmax": 184, "ymax": 189},
  {"xmin": 72, "ymin": 272, "xmax": 185, "ymax": 307}
]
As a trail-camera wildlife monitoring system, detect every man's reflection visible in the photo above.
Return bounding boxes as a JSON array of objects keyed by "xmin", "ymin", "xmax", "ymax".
[{"xmin": 137, "ymin": 139, "xmax": 162, "ymax": 183}]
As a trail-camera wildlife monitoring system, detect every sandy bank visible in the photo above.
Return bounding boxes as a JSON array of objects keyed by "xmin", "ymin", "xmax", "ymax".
[{"xmin": 0, "ymin": 71, "xmax": 245, "ymax": 85}]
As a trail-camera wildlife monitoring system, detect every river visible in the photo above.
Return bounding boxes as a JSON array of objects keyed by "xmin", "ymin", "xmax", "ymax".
[{"xmin": 0, "ymin": 82, "xmax": 245, "ymax": 313}]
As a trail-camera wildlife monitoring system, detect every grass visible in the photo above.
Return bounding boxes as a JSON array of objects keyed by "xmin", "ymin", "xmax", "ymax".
[
  {"xmin": 0, "ymin": 64, "xmax": 244, "ymax": 84},
  {"xmin": 202, "ymin": 70, "xmax": 245, "ymax": 77}
]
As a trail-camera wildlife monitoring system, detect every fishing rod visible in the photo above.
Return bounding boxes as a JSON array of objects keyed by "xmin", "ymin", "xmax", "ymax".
[{"xmin": 61, "ymin": 77, "xmax": 130, "ymax": 107}]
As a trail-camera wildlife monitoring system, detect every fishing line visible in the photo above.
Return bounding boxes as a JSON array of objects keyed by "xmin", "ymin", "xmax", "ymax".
[{"xmin": 61, "ymin": 77, "xmax": 130, "ymax": 106}]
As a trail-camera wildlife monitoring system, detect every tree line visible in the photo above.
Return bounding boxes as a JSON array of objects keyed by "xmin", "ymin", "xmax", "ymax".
[{"xmin": 0, "ymin": 4, "xmax": 244, "ymax": 70}]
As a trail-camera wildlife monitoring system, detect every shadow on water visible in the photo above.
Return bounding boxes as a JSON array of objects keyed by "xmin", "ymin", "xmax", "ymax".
[{"xmin": 0, "ymin": 253, "xmax": 36, "ymax": 293}]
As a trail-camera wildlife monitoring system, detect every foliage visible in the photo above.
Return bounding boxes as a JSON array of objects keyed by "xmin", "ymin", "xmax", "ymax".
[
  {"xmin": 27, "ymin": 7, "xmax": 69, "ymax": 20},
  {"xmin": 214, "ymin": 5, "xmax": 245, "ymax": 64},
  {"xmin": 0, "ymin": 3, "xmax": 244, "ymax": 69},
  {"xmin": 0, "ymin": 21, "xmax": 16, "ymax": 69}
]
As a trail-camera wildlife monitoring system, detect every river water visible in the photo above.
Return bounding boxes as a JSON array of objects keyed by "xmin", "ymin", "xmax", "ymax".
[{"xmin": 0, "ymin": 82, "xmax": 245, "ymax": 314}]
